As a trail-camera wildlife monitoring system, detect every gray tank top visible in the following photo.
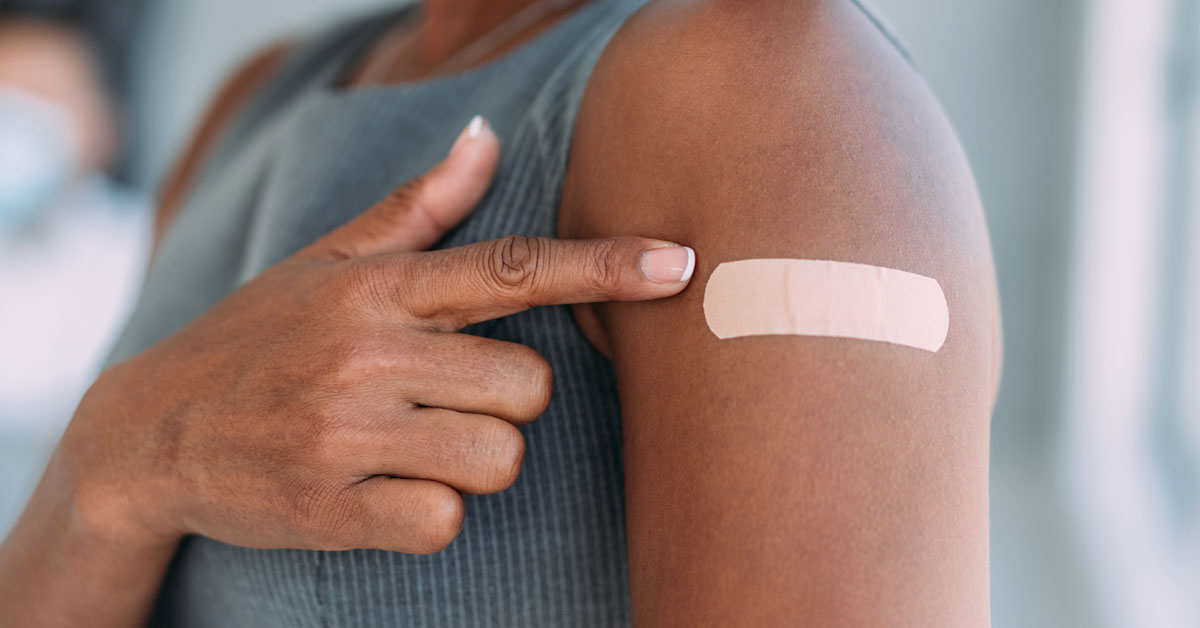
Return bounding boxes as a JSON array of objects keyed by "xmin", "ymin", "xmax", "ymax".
[
  {"xmin": 108, "ymin": 2, "xmax": 650, "ymax": 626},
  {"xmin": 106, "ymin": 2, "xmax": 903, "ymax": 625}
]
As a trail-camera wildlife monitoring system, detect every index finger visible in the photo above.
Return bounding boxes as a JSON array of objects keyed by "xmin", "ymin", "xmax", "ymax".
[{"xmin": 385, "ymin": 235, "xmax": 695, "ymax": 330}]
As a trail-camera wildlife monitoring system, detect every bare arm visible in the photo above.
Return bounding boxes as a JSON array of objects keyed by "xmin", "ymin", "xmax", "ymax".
[
  {"xmin": 0, "ymin": 36, "xmax": 707, "ymax": 625},
  {"xmin": 0, "ymin": 432, "xmax": 179, "ymax": 626},
  {"xmin": 561, "ymin": 0, "xmax": 1000, "ymax": 624},
  {"xmin": 1, "ymin": 113, "xmax": 701, "ymax": 627}
]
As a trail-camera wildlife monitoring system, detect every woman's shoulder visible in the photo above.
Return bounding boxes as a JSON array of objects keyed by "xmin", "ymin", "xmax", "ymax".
[{"xmin": 561, "ymin": 0, "xmax": 1001, "ymax": 396}]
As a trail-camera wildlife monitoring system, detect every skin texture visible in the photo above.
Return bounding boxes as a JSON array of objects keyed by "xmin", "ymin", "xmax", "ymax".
[
  {"xmin": 0, "ymin": 0, "xmax": 999, "ymax": 625},
  {"xmin": 560, "ymin": 0, "xmax": 1000, "ymax": 625}
]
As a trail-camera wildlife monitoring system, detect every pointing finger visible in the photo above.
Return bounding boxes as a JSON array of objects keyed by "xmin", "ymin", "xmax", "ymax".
[{"xmin": 390, "ymin": 235, "xmax": 695, "ymax": 330}]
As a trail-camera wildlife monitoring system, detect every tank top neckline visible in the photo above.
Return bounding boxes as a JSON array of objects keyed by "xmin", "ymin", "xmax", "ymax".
[{"xmin": 317, "ymin": 0, "xmax": 626, "ymax": 101}]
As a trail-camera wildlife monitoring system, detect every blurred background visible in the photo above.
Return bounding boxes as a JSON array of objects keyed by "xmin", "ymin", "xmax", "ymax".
[{"xmin": 0, "ymin": 0, "xmax": 1196, "ymax": 626}]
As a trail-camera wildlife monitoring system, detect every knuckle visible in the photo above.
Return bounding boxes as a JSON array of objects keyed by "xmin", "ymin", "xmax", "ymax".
[
  {"xmin": 585, "ymin": 237, "xmax": 623, "ymax": 292},
  {"xmin": 474, "ymin": 420, "xmax": 526, "ymax": 492},
  {"xmin": 286, "ymin": 480, "xmax": 354, "ymax": 547},
  {"xmin": 378, "ymin": 179, "xmax": 431, "ymax": 230},
  {"xmin": 387, "ymin": 175, "xmax": 427, "ymax": 211},
  {"xmin": 513, "ymin": 350, "xmax": 554, "ymax": 421},
  {"xmin": 325, "ymin": 339, "xmax": 383, "ymax": 387},
  {"xmin": 332, "ymin": 258, "xmax": 399, "ymax": 313},
  {"xmin": 412, "ymin": 487, "xmax": 465, "ymax": 553},
  {"xmin": 483, "ymin": 235, "xmax": 547, "ymax": 296},
  {"xmin": 305, "ymin": 350, "xmax": 371, "ymax": 417}
]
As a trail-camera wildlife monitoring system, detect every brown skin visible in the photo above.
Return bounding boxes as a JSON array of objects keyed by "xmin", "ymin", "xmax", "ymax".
[
  {"xmin": 0, "ymin": 0, "xmax": 999, "ymax": 626},
  {"xmin": 0, "ymin": 116, "xmax": 692, "ymax": 626},
  {"xmin": 0, "ymin": 4, "xmax": 695, "ymax": 622},
  {"xmin": 561, "ymin": 1, "xmax": 999, "ymax": 625}
]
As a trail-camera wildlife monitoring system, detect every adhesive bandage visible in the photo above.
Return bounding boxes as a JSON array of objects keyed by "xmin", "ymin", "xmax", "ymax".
[{"xmin": 702, "ymin": 259, "xmax": 949, "ymax": 352}]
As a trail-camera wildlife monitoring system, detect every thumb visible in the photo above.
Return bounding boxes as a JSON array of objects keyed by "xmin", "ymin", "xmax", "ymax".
[{"xmin": 303, "ymin": 115, "xmax": 500, "ymax": 260}]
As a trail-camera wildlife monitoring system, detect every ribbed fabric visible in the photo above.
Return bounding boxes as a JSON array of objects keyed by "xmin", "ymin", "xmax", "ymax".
[
  {"xmin": 105, "ymin": 2, "xmax": 649, "ymax": 626},
  {"xmin": 103, "ymin": 1, "xmax": 905, "ymax": 625}
]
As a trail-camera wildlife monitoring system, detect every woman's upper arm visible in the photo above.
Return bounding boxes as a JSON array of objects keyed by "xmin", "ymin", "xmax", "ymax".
[{"xmin": 560, "ymin": 1, "xmax": 999, "ymax": 625}]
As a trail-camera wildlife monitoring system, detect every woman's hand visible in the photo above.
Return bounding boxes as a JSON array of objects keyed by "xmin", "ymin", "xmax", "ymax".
[
  {"xmin": 52, "ymin": 117, "xmax": 695, "ymax": 556},
  {"xmin": 0, "ymin": 113, "xmax": 694, "ymax": 628}
]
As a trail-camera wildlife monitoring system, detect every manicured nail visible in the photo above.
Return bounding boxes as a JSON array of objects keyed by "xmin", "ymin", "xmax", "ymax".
[
  {"xmin": 467, "ymin": 115, "xmax": 486, "ymax": 139},
  {"xmin": 639, "ymin": 246, "xmax": 696, "ymax": 283},
  {"xmin": 450, "ymin": 116, "xmax": 490, "ymax": 156}
]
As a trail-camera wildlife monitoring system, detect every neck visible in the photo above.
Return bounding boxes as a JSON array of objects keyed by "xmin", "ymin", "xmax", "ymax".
[
  {"xmin": 353, "ymin": 0, "xmax": 586, "ymax": 86},
  {"xmin": 418, "ymin": 0, "xmax": 560, "ymax": 62}
]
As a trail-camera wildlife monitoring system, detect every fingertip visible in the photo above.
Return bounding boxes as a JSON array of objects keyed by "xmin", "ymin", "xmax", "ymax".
[
  {"xmin": 420, "ymin": 116, "xmax": 500, "ymax": 227},
  {"xmin": 681, "ymin": 245, "xmax": 696, "ymax": 282},
  {"xmin": 449, "ymin": 115, "xmax": 500, "ymax": 159},
  {"xmin": 443, "ymin": 115, "xmax": 501, "ymax": 189},
  {"xmin": 467, "ymin": 115, "xmax": 486, "ymax": 139},
  {"xmin": 637, "ymin": 244, "xmax": 697, "ymax": 286}
]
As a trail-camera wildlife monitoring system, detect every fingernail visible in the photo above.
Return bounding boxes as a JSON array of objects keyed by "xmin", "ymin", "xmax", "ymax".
[
  {"xmin": 639, "ymin": 246, "xmax": 696, "ymax": 283},
  {"xmin": 450, "ymin": 116, "xmax": 489, "ymax": 156},
  {"xmin": 467, "ymin": 115, "xmax": 486, "ymax": 139}
]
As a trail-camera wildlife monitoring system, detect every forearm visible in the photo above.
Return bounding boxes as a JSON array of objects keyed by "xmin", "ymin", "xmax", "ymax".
[
  {"xmin": 0, "ymin": 420, "xmax": 177, "ymax": 627},
  {"xmin": 0, "ymin": 379, "xmax": 177, "ymax": 628}
]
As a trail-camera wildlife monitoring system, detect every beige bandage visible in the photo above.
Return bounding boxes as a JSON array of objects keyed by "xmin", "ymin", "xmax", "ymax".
[{"xmin": 703, "ymin": 259, "xmax": 948, "ymax": 352}]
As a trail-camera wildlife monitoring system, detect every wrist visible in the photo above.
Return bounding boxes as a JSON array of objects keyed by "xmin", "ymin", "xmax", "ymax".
[
  {"xmin": 1, "ymin": 441, "xmax": 179, "ymax": 628},
  {"xmin": 57, "ymin": 468, "xmax": 180, "ymax": 558},
  {"xmin": 56, "ymin": 362, "xmax": 184, "ymax": 548},
  {"xmin": 42, "ymin": 447, "xmax": 180, "ymax": 555}
]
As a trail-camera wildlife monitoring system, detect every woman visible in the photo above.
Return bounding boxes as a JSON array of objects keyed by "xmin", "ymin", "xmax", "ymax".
[{"xmin": 0, "ymin": 0, "xmax": 1001, "ymax": 625}]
